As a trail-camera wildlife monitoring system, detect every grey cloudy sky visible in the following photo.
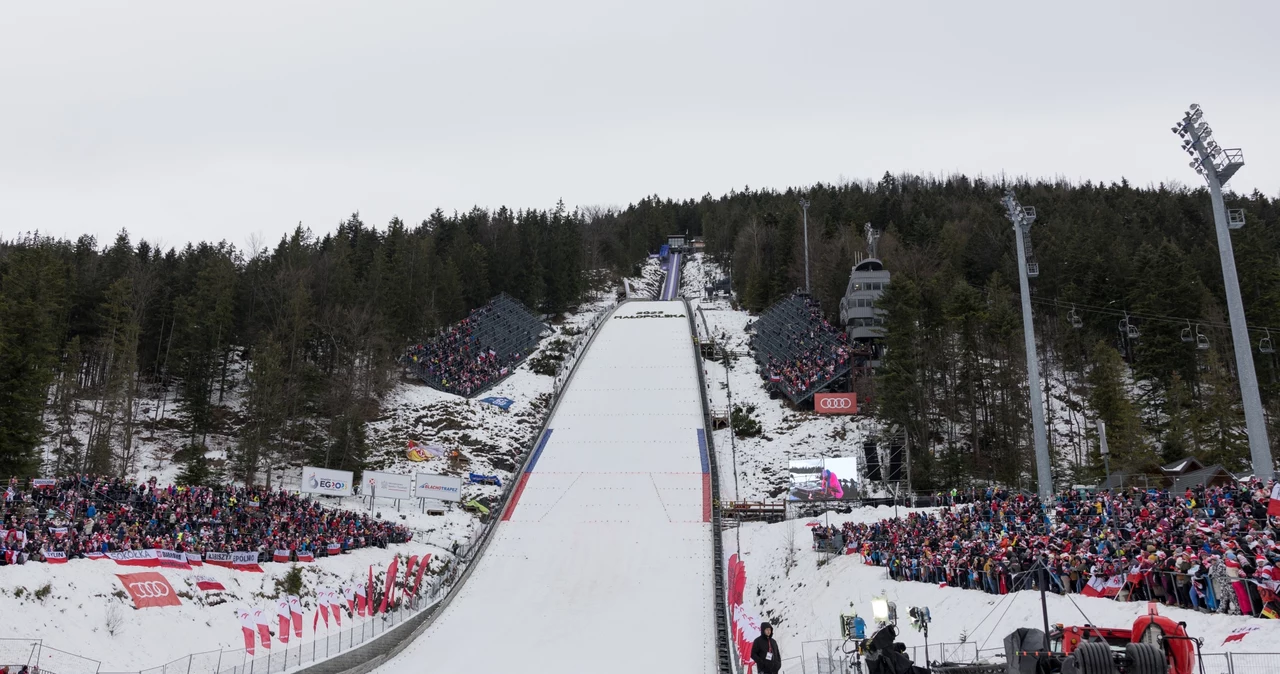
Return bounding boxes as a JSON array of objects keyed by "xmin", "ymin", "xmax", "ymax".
[{"xmin": 2, "ymin": 0, "xmax": 1277, "ymax": 249}]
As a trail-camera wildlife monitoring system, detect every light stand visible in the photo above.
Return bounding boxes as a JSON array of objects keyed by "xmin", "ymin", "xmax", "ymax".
[
  {"xmin": 1171, "ymin": 104, "xmax": 1273, "ymax": 480},
  {"xmin": 1002, "ymin": 191, "xmax": 1053, "ymax": 500},
  {"xmin": 800, "ymin": 197, "xmax": 812, "ymax": 294}
]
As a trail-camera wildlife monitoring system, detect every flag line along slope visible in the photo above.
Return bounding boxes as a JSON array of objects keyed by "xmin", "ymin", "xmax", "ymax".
[{"xmin": 377, "ymin": 300, "xmax": 716, "ymax": 674}]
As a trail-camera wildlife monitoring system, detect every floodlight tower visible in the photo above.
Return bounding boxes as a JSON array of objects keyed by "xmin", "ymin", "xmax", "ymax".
[
  {"xmin": 799, "ymin": 197, "xmax": 812, "ymax": 294},
  {"xmin": 1173, "ymin": 105, "xmax": 1273, "ymax": 480},
  {"xmin": 1003, "ymin": 190, "xmax": 1053, "ymax": 501}
]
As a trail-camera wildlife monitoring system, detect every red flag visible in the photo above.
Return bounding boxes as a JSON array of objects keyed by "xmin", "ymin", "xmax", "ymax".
[
  {"xmin": 297, "ymin": 551, "xmax": 314, "ymax": 563},
  {"xmin": 354, "ymin": 582, "xmax": 367, "ymax": 616},
  {"xmin": 194, "ymin": 575, "xmax": 225, "ymax": 592},
  {"xmin": 253, "ymin": 607, "xmax": 272, "ymax": 649},
  {"xmin": 368, "ymin": 565, "xmax": 376, "ymax": 615},
  {"xmin": 413, "ymin": 554, "xmax": 432, "ymax": 595},
  {"xmin": 275, "ymin": 599, "xmax": 291, "ymax": 645},
  {"xmin": 287, "ymin": 595, "xmax": 302, "ymax": 638},
  {"xmin": 328, "ymin": 588, "xmax": 342, "ymax": 626},
  {"xmin": 44, "ymin": 551, "xmax": 68, "ymax": 564},
  {"xmin": 273, "ymin": 550, "xmax": 291, "ymax": 563},
  {"xmin": 343, "ymin": 585, "xmax": 356, "ymax": 615},
  {"xmin": 1268, "ymin": 483, "xmax": 1280, "ymax": 517},
  {"xmin": 380, "ymin": 557, "xmax": 399, "ymax": 614},
  {"xmin": 237, "ymin": 608, "xmax": 256, "ymax": 656},
  {"xmin": 405, "ymin": 555, "xmax": 419, "ymax": 587}
]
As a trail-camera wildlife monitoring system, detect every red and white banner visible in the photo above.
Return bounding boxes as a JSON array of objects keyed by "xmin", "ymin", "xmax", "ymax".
[
  {"xmin": 107, "ymin": 549, "xmax": 191, "ymax": 570},
  {"xmin": 31, "ymin": 478, "xmax": 57, "ymax": 488},
  {"xmin": 380, "ymin": 557, "xmax": 399, "ymax": 614},
  {"xmin": 1223, "ymin": 625, "xmax": 1260, "ymax": 645},
  {"xmin": 49, "ymin": 527, "xmax": 68, "ymax": 538},
  {"xmin": 44, "ymin": 550, "xmax": 68, "ymax": 564},
  {"xmin": 327, "ymin": 542, "xmax": 342, "ymax": 556},
  {"xmin": 252, "ymin": 607, "xmax": 272, "ymax": 650},
  {"xmin": 355, "ymin": 580, "xmax": 368, "ymax": 616},
  {"xmin": 404, "ymin": 555, "xmax": 418, "ymax": 588},
  {"xmin": 236, "ymin": 607, "xmax": 256, "ymax": 655},
  {"xmin": 186, "ymin": 553, "xmax": 203, "ymax": 567},
  {"xmin": 314, "ymin": 590, "xmax": 331, "ymax": 631},
  {"xmin": 342, "ymin": 585, "xmax": 356, "ymax": 615},
  {"xmin": 287, "ymin": 595, "xmax": 303, "ymax": 638},
  {"xmin": 413, "ymin": 554, "xmax": 431, "ymax": 595},
  {"xmin": 194, "ymin": 575, "xmax": 225, "ymax": 592},
  {"xmin": 206, "ymin": 551, "xmax": 263, "ymax": 572},
  {"xmin": 273, "ymin": 550, "xmax": 291, "ymax": 563},
  {"xmin": 275, "ymin": 598, "xmax": 291, "ymax": 644},
  {"xmin": 117, "ymin": 572, "xmax": 182, "ymax": 608},
  {"xmin": 1082, "ymin": 574, "xmax": 1126, "ymax": 598},
  {"xmin": 327, "ymin": 587, "xmax": 342, "ymax": 626},
  {"xmin": 296, "ymin": 551, "xmax": 314, "ymax": 563},
  {"xmin": 813, "ymin": 393, "xmax": 858, "ymax": 415},
  {"xmin": 85, "ymin": 551, "xmax": 106, "ymax": 561},
  {"xmin": 367, "ymin": 566, "xmax": 376, "ymax": 615},
  {"xmin": 1268, "ymin": 483, "xmax": 1280, "ymax": 518}
]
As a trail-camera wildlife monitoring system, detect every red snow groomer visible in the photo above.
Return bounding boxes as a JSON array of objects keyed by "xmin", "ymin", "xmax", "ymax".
[{"xmin": 1005, "ymin": 604, "xmax": 1197, "ymax": 674}]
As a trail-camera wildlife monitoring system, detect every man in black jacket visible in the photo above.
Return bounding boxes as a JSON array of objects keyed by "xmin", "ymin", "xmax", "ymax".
[{"xmin": 751, "ymin": 622, "xmax": 782, "ymax": 674}]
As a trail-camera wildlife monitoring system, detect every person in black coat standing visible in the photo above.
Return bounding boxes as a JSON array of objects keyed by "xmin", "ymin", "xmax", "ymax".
[{"xmin": 751, "ymin": 622, "xmax": 782, "ymax": 674}]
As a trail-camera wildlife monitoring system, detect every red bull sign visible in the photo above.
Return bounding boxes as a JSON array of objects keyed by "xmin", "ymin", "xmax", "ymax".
[{"xmin": 814, "ymin": 393, "xmax": 858, "ymax": 415}]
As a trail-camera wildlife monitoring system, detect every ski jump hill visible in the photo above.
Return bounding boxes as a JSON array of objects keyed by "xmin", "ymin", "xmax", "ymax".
[{"xmin": 378, "ymin": 299, "xmax": 716, "ymax": 674}]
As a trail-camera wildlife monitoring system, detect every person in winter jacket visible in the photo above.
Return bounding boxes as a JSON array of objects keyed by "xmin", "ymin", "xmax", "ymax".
[{"xmin": 751, "ymin": 622, "xmax": 782, "ymax": 674}]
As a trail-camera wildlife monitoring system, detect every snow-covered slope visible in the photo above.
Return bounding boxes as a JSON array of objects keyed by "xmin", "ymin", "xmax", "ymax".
[{"xmin": 376, "ymin": 300, "xmax": 716, "ymax": 674}]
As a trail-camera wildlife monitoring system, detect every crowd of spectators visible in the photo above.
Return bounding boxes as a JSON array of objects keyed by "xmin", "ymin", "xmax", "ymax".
[
  {"xmin": 838, "ymin": 481, "xmax": 1280, "ymax": 618},
  {"xmin": 760, "ymin": 297, "xmax": 852, "ymax": 398},
  {"xmin": 2, "ymin": 475, "xmax": 411, "ymax": 566},
  {"xmin": 404, "ymin": 303, "xmax": 525, "ymax": 397}
]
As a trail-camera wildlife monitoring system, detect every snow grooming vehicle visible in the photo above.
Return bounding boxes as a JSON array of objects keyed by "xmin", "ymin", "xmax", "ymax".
[{"xmin": 1005, "ymin": 604, "xmax": 1199, "ymax": 674}]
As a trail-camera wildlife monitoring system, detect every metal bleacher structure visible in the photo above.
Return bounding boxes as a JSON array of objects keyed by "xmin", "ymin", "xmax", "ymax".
[
  {"xmin": 403, "ymin": 293, "xmax": 548, "ymax": 398},
  {"xmin": 748, "ymin": 293, "xmax": 862, "ymax": 404}
]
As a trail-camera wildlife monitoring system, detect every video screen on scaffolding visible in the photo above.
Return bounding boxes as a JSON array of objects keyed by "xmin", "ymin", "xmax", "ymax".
[{"xmin": 787, "ymin": 457, "xmax": 860, "ymax": 501}]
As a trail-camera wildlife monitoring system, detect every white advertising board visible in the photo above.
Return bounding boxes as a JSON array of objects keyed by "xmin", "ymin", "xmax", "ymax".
[
  {"xmin": 300, "ymin": 466, "xmax": 354, "ymax": 496},
  {"xmin": 364, "ymin": 471, "xmax": 413, "ymax": 500},
  {"xmin": 414, "ymin": 473, "xmax": 463, "ymax": 502}
]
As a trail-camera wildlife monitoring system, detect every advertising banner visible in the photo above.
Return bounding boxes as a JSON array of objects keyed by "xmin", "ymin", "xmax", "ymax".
[
  {"xmin": 106, "ymin": 549, "xmax": 192, "ymax": 570},
  {"xmin": 364, "ymin": 471, "xmax": 413, "ymax": 500},
  {"xmin": 414, "ymin": 473, "xmax": 463, "ymax": 502},
  {"xmin": 30, "ymin": 478, "xmax": 57, "ymax": 488},
  {"xmin": 479, "ymin": 396, "xmax": 515, "ymax": 411},
  {"xmin": 117, "ymin": 572, "xmax": 182, "ymax": 608},
  {"xmin": 813, "ymin": 392, "xmax": 858, "ymax": 415},
  {"xmin": 301, "ymin": 466, "xmax": 354, "ymax": 496}
]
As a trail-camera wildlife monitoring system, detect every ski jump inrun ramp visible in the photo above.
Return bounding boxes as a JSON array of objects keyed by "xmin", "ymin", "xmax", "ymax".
[{"xmin": 378, "ymin": 300, "xmax": 715, "ymax": 673}]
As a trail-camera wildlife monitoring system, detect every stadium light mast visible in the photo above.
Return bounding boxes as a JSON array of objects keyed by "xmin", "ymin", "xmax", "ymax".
[
  {"xmin": 799, "ymin": 197, "xmax": 811, "ymax": 294},
  {"xmin": 1003, "ymin": 190, "xmax": 1053, "ymax": 501},
  {"xmin": 1173, "ymin": 104, "xmax": 1273, "ymax": 480}
]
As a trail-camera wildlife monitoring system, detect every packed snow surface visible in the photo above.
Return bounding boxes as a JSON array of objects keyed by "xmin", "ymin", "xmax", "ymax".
[{"xmin": 377, "ymin": 300, "xmax": 715, "ymax": 674}]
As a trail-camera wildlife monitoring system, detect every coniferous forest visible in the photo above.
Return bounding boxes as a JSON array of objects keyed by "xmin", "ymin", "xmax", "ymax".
[{"xmin": 3, "ymin": 175, "xmax": 1279, "ymax": 492}]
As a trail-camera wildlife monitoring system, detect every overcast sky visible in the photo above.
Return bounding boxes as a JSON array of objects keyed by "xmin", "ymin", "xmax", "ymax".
[{"xmin": 2, "ymin": 1, "xmax": 1277, "ymax": 249}]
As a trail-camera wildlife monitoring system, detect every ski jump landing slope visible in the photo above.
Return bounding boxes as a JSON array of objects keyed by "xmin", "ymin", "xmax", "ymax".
[{"xmin": 379, "ymin": 300, "xmax": 715, "ymax": 674}]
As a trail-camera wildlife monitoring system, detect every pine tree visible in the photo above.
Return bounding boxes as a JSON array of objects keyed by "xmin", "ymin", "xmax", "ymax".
[{"xmin": 1086, "ymin": 341, "xmax": 1150, "ymax": 472}]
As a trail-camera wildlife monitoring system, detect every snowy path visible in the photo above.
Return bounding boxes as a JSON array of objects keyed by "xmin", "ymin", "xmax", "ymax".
[
  {"xmin": 660, "ymin": 252, "xmax": 683, "ymax": 300},
  {"xmin": 376, "ymin": 300, "xmax": 716, "ymax": 674}
]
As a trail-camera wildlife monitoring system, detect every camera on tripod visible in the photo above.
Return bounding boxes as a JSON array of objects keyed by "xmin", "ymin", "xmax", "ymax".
[{"xmin": 907, "ymin": 606, "xmax": 931, "ymax": 632}]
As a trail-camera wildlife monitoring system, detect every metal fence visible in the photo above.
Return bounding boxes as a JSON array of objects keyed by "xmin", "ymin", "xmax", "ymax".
[
  {"xmin": 1, "ymin": 639, "xmax": 102, "ymax": 674},
  {"xmin": 98, "ymin": 596, "xmax": 437, "ymax": 674},
  {"xmin": 791, "ymin": 639, "xmax": 1280, "ymax": 674}
]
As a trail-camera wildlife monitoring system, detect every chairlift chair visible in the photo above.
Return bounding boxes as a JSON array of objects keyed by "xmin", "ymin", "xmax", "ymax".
[
  {"xmin": 1227, "ymin": 209, "xmax": 1246, "ymax": 230},
  {"xmin": 1026, "ymin": 262, "xmax": 1039, "ymax": 278},
  {"xmin": 1261, "ymin": 330, "xmax": 1275, "ymax": 355},
  {"xmin": 1068, "ymin": 307, "xmax": 1083, "ymax": 329},
  {"xmin": 1120, "ymin": 313, "xmax": 1139, "ymax": 339},
  {"xmin": 1195, "ymin": 324, "xmax": 1210, "ymax": 350},
  {"xmin": 1181, "ymin": 321, "xmax": 1194, "ymax": 343}
]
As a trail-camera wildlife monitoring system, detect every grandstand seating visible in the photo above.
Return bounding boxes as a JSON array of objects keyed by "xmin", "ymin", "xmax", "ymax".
[
  {"xmin": 749, "ymin": 293, "xmax": 853, "ymax": 403},
  {"xmin": 403, "ymin": 294, "xmax": 547, "ymax": 398}
]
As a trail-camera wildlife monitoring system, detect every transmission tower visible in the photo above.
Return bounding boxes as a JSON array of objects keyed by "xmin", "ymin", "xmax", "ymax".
[
  {"xmin": 1003, "ymin": 190, "xmax": 1053, "ymax": 500},
  {"xmin": 1172, "ymin": 105, "xmax": 1273, "ymax": 480}
]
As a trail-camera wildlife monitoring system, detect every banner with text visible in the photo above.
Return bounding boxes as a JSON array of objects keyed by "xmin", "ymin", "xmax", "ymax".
[
  {"xmin": 301, "ymin": 466, "xmax": 354, "ymax": 496},
  {"xmin": 414, "ymin": 473, "xmax": 463, "ymax": 502},
  {"xmin": 364, "ymin": 471, "xmax": 413, "ymax": 500}
]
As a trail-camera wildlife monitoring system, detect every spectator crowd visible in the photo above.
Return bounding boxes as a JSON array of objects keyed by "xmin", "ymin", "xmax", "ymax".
[
  {"xmin": 838, "ymin": 481, "xmax": 1280, "ymax": 619},
  {"xmin": 2, "ymin": 475, "xmax": 412, "ymax": 566},
  {"xmin": 403, "ymin": 303, "xmax": 524, "ymax": 397},
  {"xmin": 762, "ymin": 298, "xmax": 853, "ymax": 398}
]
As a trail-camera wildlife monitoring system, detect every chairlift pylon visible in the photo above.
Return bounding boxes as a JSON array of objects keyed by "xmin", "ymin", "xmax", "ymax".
[
  {"xmin": 1181, "ymin": 320, "xmax": 1194, "ymax": 344},
  {"xmin": 1261, "ymin": 329, "xmax": 1275, "ymax": 355},
  {"xmin": 1195, "ymin": 324, "xmax": 1209, "ymax": 350},
  {"xmin": 1068, "ymin": 306, "xmax": 1083, "ymax": 329}
]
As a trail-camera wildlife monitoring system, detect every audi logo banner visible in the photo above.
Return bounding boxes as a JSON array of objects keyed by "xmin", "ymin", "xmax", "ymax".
[
  {"xmin": 116, "ymin": 572, "xmax": 182, "ymax": 608},
  {"xmin": 813, "ymin": 393, "xmax": 858, "ymax": 415}
]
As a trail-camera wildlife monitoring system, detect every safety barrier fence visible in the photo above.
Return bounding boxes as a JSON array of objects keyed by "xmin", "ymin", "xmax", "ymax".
[{"xmin": 793, "ymin": 638, "xmax": 1280, "ymax": 674}]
